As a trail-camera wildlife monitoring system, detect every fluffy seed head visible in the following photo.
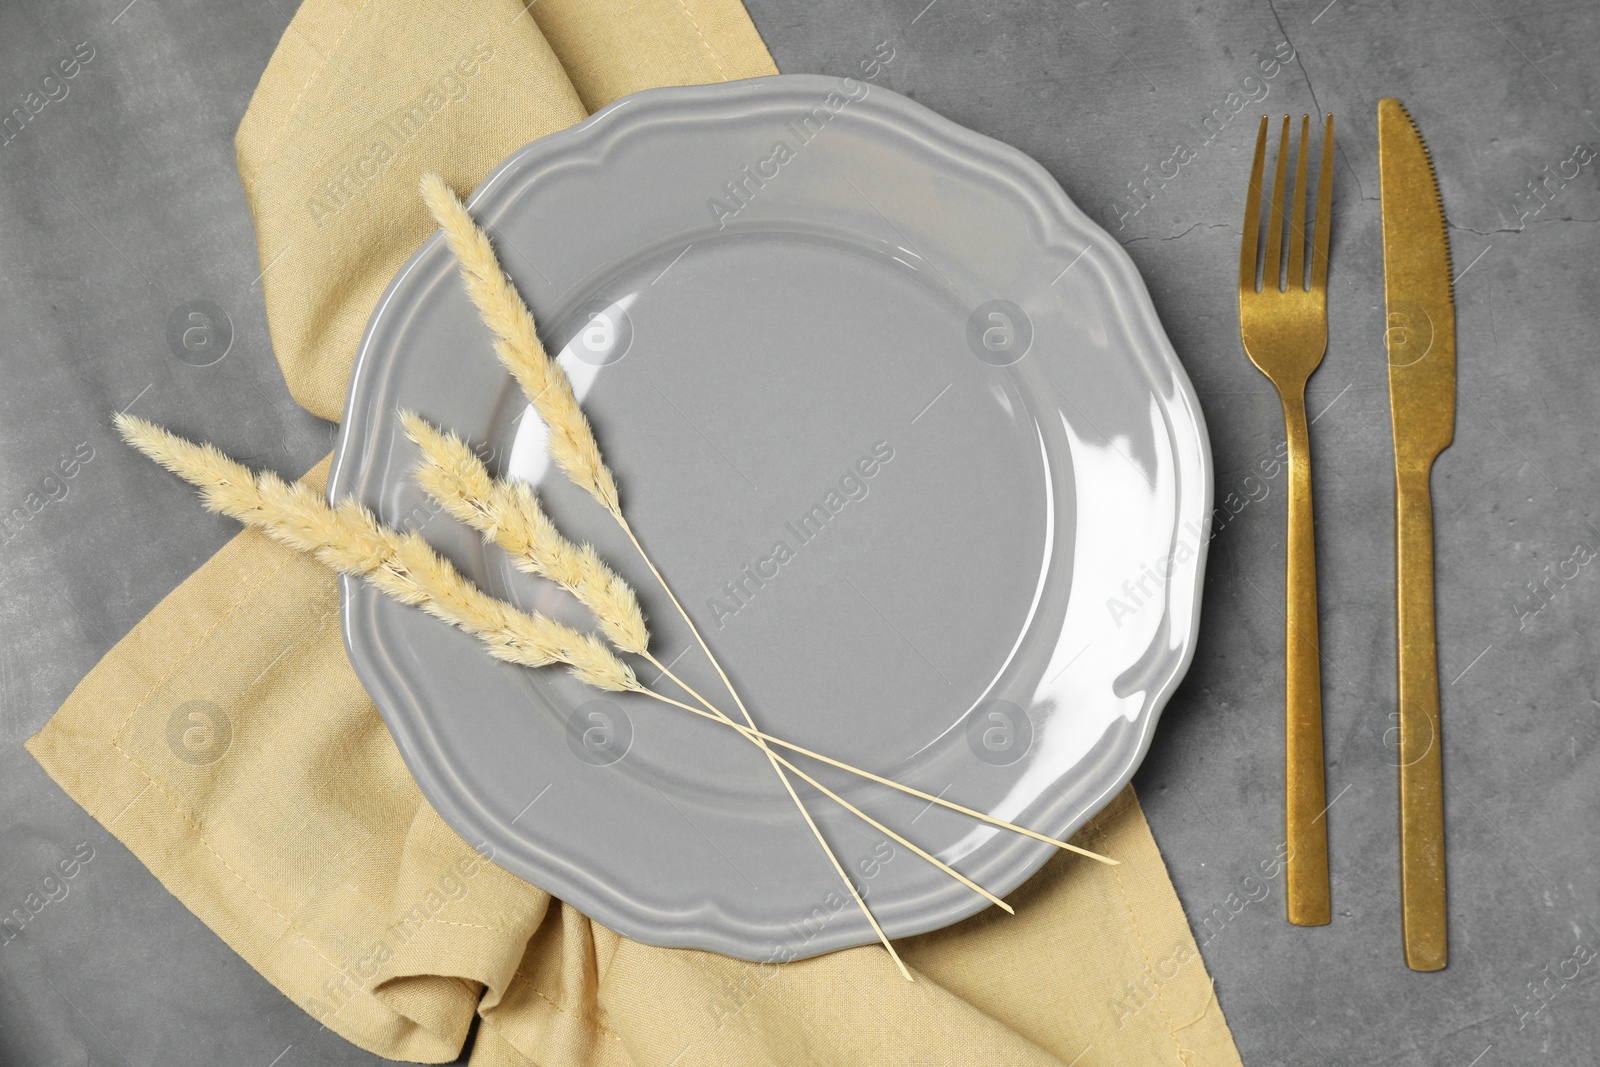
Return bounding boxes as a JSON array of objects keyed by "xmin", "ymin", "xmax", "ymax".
[
  {"xmin": 400, "ymin": 409, "xmax": 650, "ymax": 655},
  {"xmin": 419, "ymin": 173, "xmax": 620, "ymax": 515},
  {"xmin": 114, "ymin": 412, "xmax": 637, "ymax": 690}
]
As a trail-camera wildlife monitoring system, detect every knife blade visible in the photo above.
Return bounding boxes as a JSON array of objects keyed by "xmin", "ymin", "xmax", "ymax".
[{"xmin": 1378, "ymin": 97, "xmax": 1455, "ymax": 973}]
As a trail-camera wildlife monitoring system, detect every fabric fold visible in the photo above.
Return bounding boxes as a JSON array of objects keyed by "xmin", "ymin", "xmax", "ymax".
[{"xmin": 234, "ymin": 0, "xmax": 592, "ymax": 423}]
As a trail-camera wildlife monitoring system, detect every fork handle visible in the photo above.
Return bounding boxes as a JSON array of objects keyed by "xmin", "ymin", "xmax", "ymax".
[
  {"xmin": 1396, "ymin": 464, "xmax": 1447, "ymax": 970},
  {"xmin": 1282, "ymin": 392, "xmax": 1330, "ymax": 926}
]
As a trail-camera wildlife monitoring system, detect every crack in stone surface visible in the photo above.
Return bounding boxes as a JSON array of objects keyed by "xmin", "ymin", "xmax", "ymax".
[
  {"xmin": 1447, "ymin": 214, "xmax": 1600, "ymax": 235},
  {"xmin": 1265, "ymin": 0, "xmax": 1322, "ymax": 118},
  {"xmin": 1122, "ymin": 222, "xmax": 1233, "ymax": 243}
]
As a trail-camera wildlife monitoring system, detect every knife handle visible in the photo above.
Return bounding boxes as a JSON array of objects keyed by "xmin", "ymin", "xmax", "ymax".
[
  {"xmin": 1283, "ymin": 392, "xmax": 1330, "ymax": 926},
  {"xmin": 1396, "ymin": 464, "xmax": 1447, "ymax": 970}
]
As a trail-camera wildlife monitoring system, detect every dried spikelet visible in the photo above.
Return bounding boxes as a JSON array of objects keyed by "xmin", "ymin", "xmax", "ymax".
[
  {"xmin": 114, "ymin": 413, "xmax": 637, "ymax": 692},
  {"xmin": 399, "ymin": 410, "xmax": 651, "ymax": 656},
  {"xmin": 419, "ymin": 174, "xmax": 620, "ymax": 515}
]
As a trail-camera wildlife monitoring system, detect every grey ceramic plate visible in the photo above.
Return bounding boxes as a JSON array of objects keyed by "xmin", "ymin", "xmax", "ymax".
[{"xmin": 330, "ymin": 74, "xmax": 1212, "ymax": 962}]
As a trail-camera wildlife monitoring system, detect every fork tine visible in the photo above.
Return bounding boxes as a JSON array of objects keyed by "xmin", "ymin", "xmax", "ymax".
[
  {"xmin": 1288, "ymin": 115, "xmax": 1311, "ymax": 290},
  {"xmin": 1311, "ymin": 113, "xmax": 1335, "ymax": 293},
  {"xmin": 1263, "ymin": 115, "xmax": 1291, "ymax": 292},
  {"xmin": 1240, "ymin": 116, "xmax": 1269, "ymax": 293}
]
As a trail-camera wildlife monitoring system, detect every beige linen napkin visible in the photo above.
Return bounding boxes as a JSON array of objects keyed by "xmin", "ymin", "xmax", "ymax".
[{"xmin": 28, "ymin": 1, "xmax": 1244, "ymax": 1063}]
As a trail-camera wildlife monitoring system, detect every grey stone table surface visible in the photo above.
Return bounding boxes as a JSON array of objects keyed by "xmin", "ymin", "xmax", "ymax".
[{"xmin": 1, "ymin": 0, "xmax": 1594, "ymax": 1064}]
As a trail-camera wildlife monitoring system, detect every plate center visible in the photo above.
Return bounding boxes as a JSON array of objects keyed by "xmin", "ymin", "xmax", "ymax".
[{"xmin": 497, "ymin": 228, "xmax": 1061, "ymax": 798}]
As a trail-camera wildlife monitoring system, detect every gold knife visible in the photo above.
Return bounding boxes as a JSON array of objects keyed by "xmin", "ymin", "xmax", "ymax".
[{"xmin": 1378, "ymin": 97, "xmax": 1455, "ymax": 972}]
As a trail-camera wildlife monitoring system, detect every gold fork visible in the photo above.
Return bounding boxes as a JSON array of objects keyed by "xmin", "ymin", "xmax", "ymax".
[{"xmin": 1239, "ymin": 113, "xmax": 1335, "ymax": 926}]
